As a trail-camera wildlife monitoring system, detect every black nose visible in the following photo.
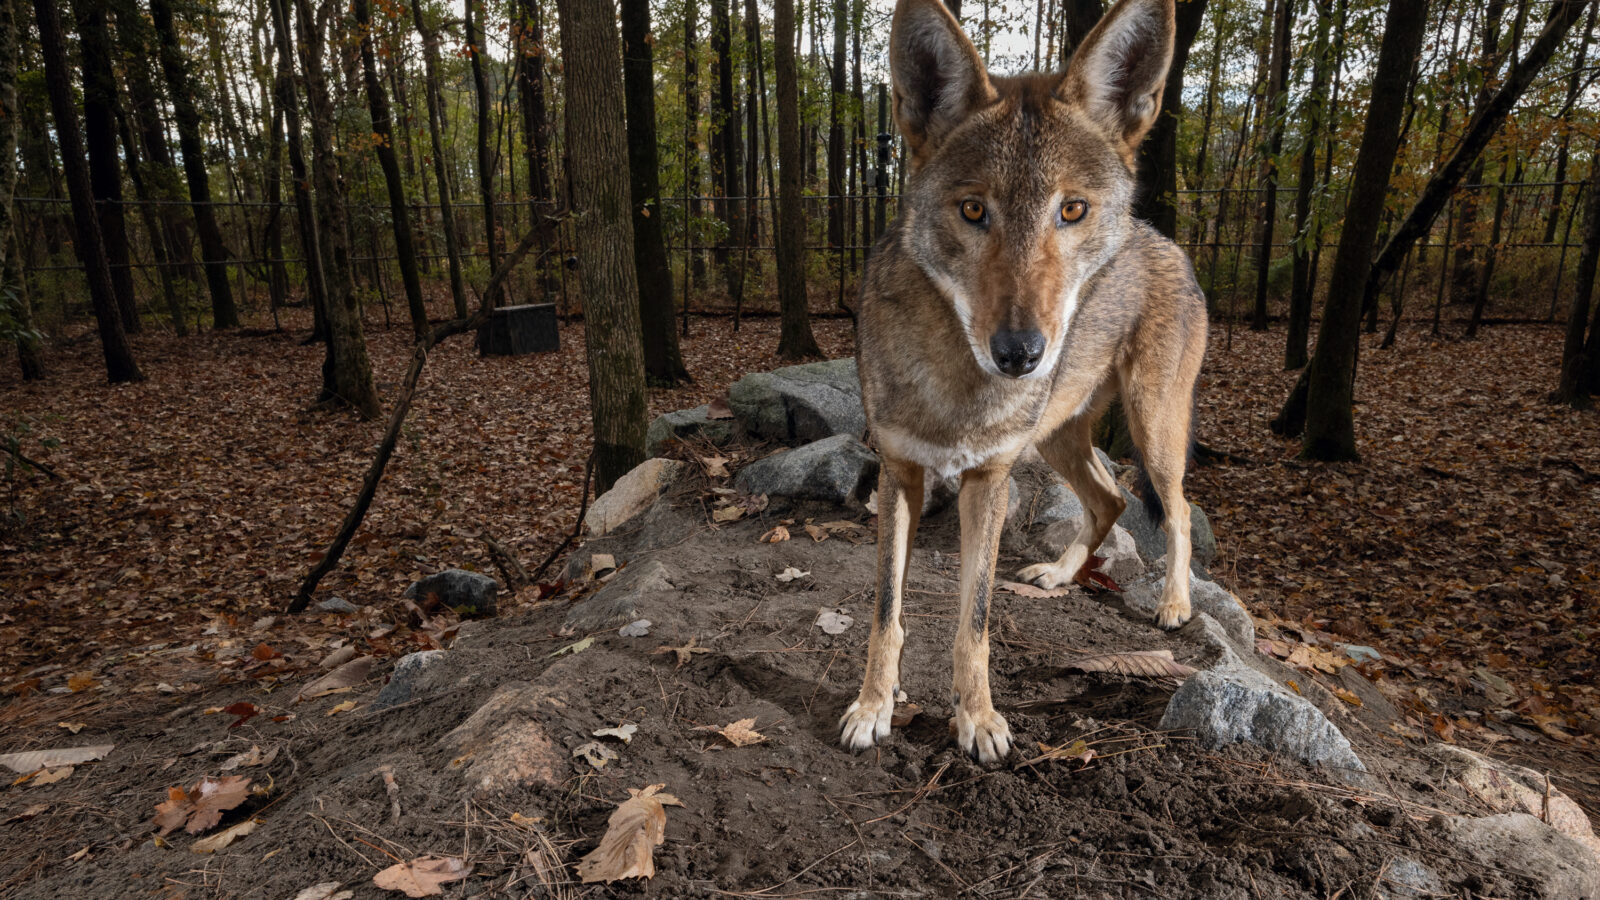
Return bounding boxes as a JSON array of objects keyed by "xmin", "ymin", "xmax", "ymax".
[{"xmin": 989, "ymin": 328, "xmax": 1046, "ymax": 377}]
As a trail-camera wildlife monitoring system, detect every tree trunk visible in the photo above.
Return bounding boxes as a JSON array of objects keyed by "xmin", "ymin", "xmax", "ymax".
[
  {"xmin": 1249, "ymin": 0, "xmax": 1292, "ymax": 331},
  {"xmin": 776, "ymin": 0, "xmax": 820, "ymax": 359},
  {"xmin": 1058, "ymin": 0, "xmax": 1104, "ymax": 64},
  {"xmin": 1447, "ymin": 0, "xmax": 1505, "ymax": 305},
  {"xmin": 295, "ymin": 0, "xmax": 380, "ymax": 418},
  {"xmin": 0, "ymin": 0, "xmax": 41, "ymax": 378},
  {"xmin": 1132, "ymin": 0, "xmax": 1208, "ymax": 239},
  {"xmin": 1362, "ymin": 0, "xmax": 1589, "ymax": 313},
  {"xmin": 516, "ymin": 0, "xmax": 552, "ymax": 206},
  {"xmin": 354, "ymin": 0, "xmax": 428, "ymax": 340},
  {"xmin": 465, "ymin": 0, "xmax": 503, "ymax": 309},
  {"xmin": 556, "ymin": 0, "xmax": 649, "ymax": 493},
  {"xmin": 267, "ymin": 0, "xmax": 330, "ymax": 348},
  {"xmin": 685, "ymin": 0, "xmax": 706, "ymax": 283},
  {"xmin": 621, "ymin": 0, "xmax": 689, "ymax": 384},
  {"xmin": 412, "ymin": 4, "xmax": 468, "ymax": 319},
  {"xmin": 32, "ymin": 0, "xmax": 142, "ymax": 381},
  {"xmin": 1544, "ymin": 1, "xmax": 1597, "ymax": 245},
  {"xmin": 1285, "ymin": 0, "xmax": 1333, "ymax": 369},
  {"xmin": 150, "ymin": 0, "xmax": 239, "ymax": 329},
  {"xmin": 1291, "ymin": 0, "xmax": 1427, "ymax": 460},
  {"xmin": 827, "ymin": 0, "xmax": 845, "ymax": 250},
  {"xmin": 72, "ymin": 0, "xmax": 139, "ymax": 333},
  {"xmin": 1465, "ymin": 152, "xmax": 1514, "ymax": 338},
  {"xmin": 710, "ymin": 0, "xmax": 744, "ymax": 298}
]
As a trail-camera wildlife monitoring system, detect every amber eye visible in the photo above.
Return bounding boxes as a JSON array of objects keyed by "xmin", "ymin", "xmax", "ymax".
[
  {"xmin": 1060, "ymin": 200, "xmax": 1088, "ymax": 224},
  {"xmin": 960, "ymin": 200, "xmax": 986, "ymax": 224}
]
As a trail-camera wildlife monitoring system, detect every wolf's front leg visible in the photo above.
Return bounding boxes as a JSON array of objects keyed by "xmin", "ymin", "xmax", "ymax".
[
  {"xmin": 840, "ymin": 458, "xmax": 924, "ymax": 752},
  {"xmin": 950, "ymin": 463, "xmax": 1013, "ymax": 763}
]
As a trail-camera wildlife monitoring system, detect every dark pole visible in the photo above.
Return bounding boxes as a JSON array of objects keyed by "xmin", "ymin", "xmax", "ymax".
[{"xmin": 875, "ymin": 83, "xmax": 889, "ymax": 242}]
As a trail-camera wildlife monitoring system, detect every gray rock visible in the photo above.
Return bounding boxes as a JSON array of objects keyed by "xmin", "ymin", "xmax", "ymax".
[
  {"xmin": 1377, "ymin": 857, "xmax": 1444, "ymax": 899},
  {"xmin": 317, "ymin": 596, "xmax": 358, "ymax": 614},
  {"xmin": 583, "ymin": 458, "xmax": 686, "ymax": 536},
  {"xmin": 1160, "ymin": 663, "xmax": 1365, "ymax": 771},
  {"xmin": 1433, "ymin": 813, "xmax": 1600, "ymax": 898},
  {"xmin": 372, "ymin": 650, "xmax": 449, "ymax": 711},
  {"xmin": 1032, "ymin": 482, "xmax": 1085, "ymax": 528},
  {"xmin": 728, "ymin": 358, "xmax": 865, "ymax": 444},
  {"xmin": 564, "ymin": 559, "xmax": 676, "ymax": 633},
  {"xmin": 404, "ymin": 569, "xmax": 499, "ymax": 618},
  {"xmin": 735, "ymin": 434, "xmax": 879, "ymax": 505},
  {"xmin": 1423, "ymin": 743, "xmax": 1600, "ymax": 857},
  {"xmin": 925, "ymin": 473, "xmax": 1020, "ymax": 521},
  {"xmin": 1117, "ymin": 487, "xmax": 1217, "ymax": 570},
  {"xmin": 646, "ymin": 405, "xmax": 736, "ymax": 456},
  {"xmin": 1124, "ymin": 571, "xmax": 1254, "ymax": 650}
]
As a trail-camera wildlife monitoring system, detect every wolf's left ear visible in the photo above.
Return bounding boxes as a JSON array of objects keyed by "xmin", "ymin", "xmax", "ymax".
[
  {"xmin": 1058, "ymin": 0, "xmax": 1175, "ymax": 153},
  {"xmin": 890, "ymin": 0, "xmax": 996, "ymax": 163}
]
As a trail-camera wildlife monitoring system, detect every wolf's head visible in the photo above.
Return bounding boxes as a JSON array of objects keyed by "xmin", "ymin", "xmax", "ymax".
[{"xmin": 891, "ymin": 0, "xmax": 1174, "ymax": 379}]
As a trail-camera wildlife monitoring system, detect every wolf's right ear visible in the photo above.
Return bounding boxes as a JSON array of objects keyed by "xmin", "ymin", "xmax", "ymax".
[{"xmin": 890, "ymin": 0, "xmax": 995, "ymax": 163}]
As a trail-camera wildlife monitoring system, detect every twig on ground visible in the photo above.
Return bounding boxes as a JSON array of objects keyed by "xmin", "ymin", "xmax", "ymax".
[{"xmin": 527, "ymin": 451, "xmax": 596, "ymax": 587}]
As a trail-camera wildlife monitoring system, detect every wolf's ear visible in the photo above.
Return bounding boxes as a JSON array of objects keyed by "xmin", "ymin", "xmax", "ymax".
[
  {"xmin": 890, "ymin": 0, "xmax": 995, "ymax": 162},
  {"xmin": 1058, "ymin": 0, "xmax": 1175, "ymax": 152}
]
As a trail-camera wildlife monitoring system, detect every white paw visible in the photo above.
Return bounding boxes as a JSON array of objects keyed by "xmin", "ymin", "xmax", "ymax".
[
  {"xmin": 839, "ymin": 695, "xmax": 894, "ymax": 752},
  {"xmin": 952, "ymin": 707, "xmax": 1012, "ymax": 764},
  {"xmin": 1019, "ymin": 545, "xmax": 1089, "ymax": 590},
  {"xmin": 1155, "ymin": 598, "xmax": 1191, "ymax": 630}
]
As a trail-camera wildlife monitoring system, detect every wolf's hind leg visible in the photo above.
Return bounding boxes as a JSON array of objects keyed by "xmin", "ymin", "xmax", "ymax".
[
  {"xmin": 1123, "ymin": 355, "xmax": 1203, "ymax": 631},
  {"xmin": 1018, "ymin": 415, "xmax": 1127, "ymax": 589},
  {"xmin": 840, "ymin": 457, "xmax": 923, "ymax": 752}
]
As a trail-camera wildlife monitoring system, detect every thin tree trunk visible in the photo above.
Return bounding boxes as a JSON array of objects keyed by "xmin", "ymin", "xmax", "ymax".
[
  {"xmin": 465, "ymin": 0, "xmax": 503, "ymax": 309},
  {"xmin": 72, "ymin": 0, "xmax": 139, "ymax": 333},
  {"xmin": 685, "ymin": 0, "xmax": 706, "ymax": 283},
  {"xmin": 1286, "ymin": 0, "xmax": 1333, "ymax": 369},
  {"xmin": 827, "ymin": 0, "xmax": 845, "ymax": 251},
  {"xmin": 412, "ymin": 4, "xmax": 468, "ymax": 319},
  {"xmin": 1554, "ymin": 141, "xmax": 1600, "ymax": 406},
  {"xmin": 1059, "ymin": 0, "xmax": 1104, "ymax": 64},
  {"xmin": 516, "ymin": 0, "xmax": 552, "ymax": 205},
  {"xmin": 621, "ymin": 0, "xmax": 689, "ymax": 384},
  {"xmin": 33, "ymin": 0, "xmax": 142, "ymax": 381},
  {"xmin": 1544, "ymin": 1, "xmax": 1597, "ymax": 245},
  {"xmin": 1133, "ymin": 0, "xmax": 1208, "ymax": 238},
  {"xmin": 1465, "ymin": 152, "xmax": 1514, "ymax": 338},
  {"xmin": 710, "ymin": 0, "xmax": 744, "ymax": 299},
  {"xmin": 776, "ymin": 0, "xmax": 819, "ymax": 359},
  {"xmin": 1249, "ymin": 0, "xmax": 1291, "ymax": 331},
  {"xmin": 556, "ymin": 0, "xmax": 649, "ymax": 492},
  {"xmin": 0, "ymin": 0, "xmax": 41, "ymax": 378},
  {"xmin": 267, "ymin": 0, "xmax": 330, "ymax": 348},
  {"xmin": 1448, "ymin": 0, "xmax": 1505, "ymax": 305},
  {"xmin": 150, "ymin": 0, "xmax": 239, "ymax": 329},
  {"xmin": 1280, "ymin": 0, "xmax": 1427, "ymax": 458}
]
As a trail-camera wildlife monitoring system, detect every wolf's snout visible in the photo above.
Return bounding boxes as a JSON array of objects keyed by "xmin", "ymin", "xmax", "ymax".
[{"xmin": 988, "ymin": 328, "xmax": 1046, "ymax": 378}]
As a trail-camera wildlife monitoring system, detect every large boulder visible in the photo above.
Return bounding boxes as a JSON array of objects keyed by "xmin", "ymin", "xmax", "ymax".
[
  {"xmin": 1432, "ymin": 813, "xmax": 1600, "ymax": 898},
  {"xmin": 1161, "ymin": 661, "xmax": 1364, "ymax": 772},
  {"xmin": 1424, "ymin": 743, "xmax": 1600, "ymax": 856},
  {"xmin": 371, "ymin": 650, "xmax": 452, "ymax": 712},
  {"xmin": 404, "ymin": 569, "xmax": 499, "ymax": 618},
  {"xmin": 563, "ymin": 559, "xmax": 677, "ymax": 633},
  {"xmin": 735, "ymin": 435, "xmax": 878, "ymax": 505},
  {"xmin": 1117, "ymin": 487, "xmax": 1217, "ymax": 571},
  {"xmin": 727, "ymin": 358, "xmax": 865, "ymax": 445},
  {"xmin": 646, "ymin": 405, "xmax": 736, "ymax": 456},
  {"xmin": 583, "ymin": 458, "xmax": 686, "ymax": 536}
]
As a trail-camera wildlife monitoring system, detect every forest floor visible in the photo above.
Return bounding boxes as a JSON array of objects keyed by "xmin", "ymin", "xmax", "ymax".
[{"xmin": 0, "ymin": 302, "xmax": 1597, "ymax": 895}]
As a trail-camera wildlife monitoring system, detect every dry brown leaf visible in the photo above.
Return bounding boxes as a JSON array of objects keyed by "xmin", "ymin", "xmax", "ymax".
[
  {"xmin": 57, "ymin": 722, "xmax": 86, "ymax": 734},
  {"xmin": 695, "ymin": 717, "xmax": 767, "ymax": 747},
  {"xmin": 803, "ymin": 523, "xmax": 828, "ymax": 542},
  {"xmin": 759, "ymin": 525, "xmax": 791, "ymax": 543},
  {"xmin": 295, "ymin": 656, "xmax": 376, "ymax": 703},
  {"xmin": 220, "ymin": 744, "xmax": 279, "ymax": 771},
  {"xmin": 890, "ymin": 704, "xmax": 922, "ymax": 728},
  {"xmin": 372, "ymin": 856, "xmax": 472, "ymax": 897},
  {"xmin": 576, "ymin": 784, "xmax": 684, "ymax": 884},
  {"xmin": 291, "ymin": 884, "xmax": 353, "ymax": 900},
  {"xmin": 1068, "ymin": 650, "xmax": 1198, "ymax": 679},
  {"xmin": 700, "ymin": 455, "xmax": 731, "ymax": 478},
  {"xmin": 66, "ymin": 672, "xmax": 97, "ymax": 693},
  {"xmin": 999, "ymin": 581, "xmax": 1074, "ymax": 599},
  {"xmin": 706, "ymin": 397, "xmax": 735, "ymax": 419},
  {"xmin": 29, "ymin": 767, "xmax": 74, "ymax": 785},
  {"xmin": 0, "ymin": 744, "xmax": 113, "ymax": 774},
  {"xmin": 151, "ymin": 775, "xmax": 253, "ymax": 835},
  {"xmin": 573, "ymin": 741, "xmax": 619, "ymax": 768},
  {"xmin": 1331, "ymin": 686, "xmax": 1365, "ymax": 707},
  {"xmin": 654, "ymin": 637, "xmax": 712, "ymax": 667},
  {"xmin": 190, "ymin": 818, "xmax": 258, "ymax": 853},
  {"xmin": 325, "ymin": 700, "xmax": 357, "ymax": 716},
  {"xmin": 711, "ymin": 504, "xmax": 745, "ymax": 523}
]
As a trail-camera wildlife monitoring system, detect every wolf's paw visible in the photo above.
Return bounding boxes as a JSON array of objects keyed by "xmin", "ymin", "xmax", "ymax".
[
  {"xmin": 1019, "ymin": 545, "xmax": 1089, "ymax": 590},
  {"xmin": 839, "ymin": 695, "xmax": 894, "ymax": 752},
  {"xmin": 952, "ymin": 707, "xmax": 1011, "ymax": 764},
  {"xmin": 1155, "ymin": 598, "xmax": 1192, "ymax": 630}
]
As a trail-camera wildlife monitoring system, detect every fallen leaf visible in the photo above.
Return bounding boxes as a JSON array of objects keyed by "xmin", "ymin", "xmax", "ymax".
[
  {"xmin": 2, "ymin": 804, "xmax": 48, "ymax": 825},
  {"xmin": 576, "ymin": 784, "xmax": 684, "ymax": 883},
  {"xmin": 509, "ymin": 812, "xmax": 544, "ymax": 828},
  {"xmin": 190, "ymin": 818, "xmax": 259, "ymax": 853},
  {"xmin": 549, "ymin": 636, "xmax": 595, "ymax": 658},
  {"xmin": 220, "ymin": 745, "xmax": 278, "ymax": 771},
  {"xmin": 700, "ymin": 455, "xmax": 731, "ymax": 478},
  {"xmin": 295, "ymin": 656, "xmax": 376, "ymax": 703},
  {"xmin": 573, "ymin": 741, "xmax": 619, "ymax": 769},
  {"xmin": 57, "ymin": 722, "xmax": 86, "ymax": 735},
  {"xmin": 814, "ymin": 607, "xmax": 854, "ymax": 634},
  {"xmin": 291, "ymin": 884, "xmax": 353, "ymax": 900},
  {"xmin": 66, "ymin": 846, "xmax": 89, "ymax": 862},
  {"xmin": 151, "ymin": 775, "xmax": 253, "ymax": 835},
  {"xmin": 1331, "ymin": 686, "xmax": 1365, "ymax": 708},
  {"xmin": 890, "ymin": 704, "xmax": 922, "ymax": 728},
  {"xmin": 251, "ymin": 643, "xmax": 281, "ymax": 661},
  {"xmin": 619, "ymin": 619, "xmax": 652, "ymax": 637},
  {"xmin": 372, "ymin": 856, "xmax": 472, "ymax": 897},
  {"xmin": 0, "ymin": 744, "xmax": 113, "ymax": 774},
  {"xmin": 712, "ymin": 504, "xmax": 745, "ymax": 523},
  {"xmin": 224, "ymin": 702, "xmax": 261, "ymax": 729},
  {"xmin": 775, "ymin": 567, "xmax": 810, "ymax": 583},
  {"xmin": 759, "ymin": 525, "xmax": 791, "ymax": 543},
  {"xmin": 325, "ymin": 700, "xmax": 357, "ymax": 716},
  {"xmin": 803, "ymin": 524, "xmax": 828, "ymax": 542},
  {"xmin": 594, "ymin": 724, "xmax": 638, "ymax": 744},
  {"xmin": 706, "ymin": 397, "xmax": 735, "ymax": 419},
  {"xmin": 1023, "ymin": 738, "xmax": 1098, "ymax": 768},
  {"xmin": 655, "ymin": 637, "xmax": 712, "ymax": 667},
  {"xmin": 1068, "ymin": 650, "xmax": 1197, "ymax": 679},
  {"xmin": 999, "ymin": 581, "xmax": 1074, "ymax": 599},
  {"xmin": 30, "ymin": 766, "xmax": 74, "ymax": 785},
  {"xmin": 1072, "ymin": 555, "xmax": 1123, "ymax": 592},
  {"xmin": 695, "ymin": 718, "xmax": 767, "ymax": 747},
  {"xmin": 67, "ymin": 672, "xmax": 97, "ymax": 693}
]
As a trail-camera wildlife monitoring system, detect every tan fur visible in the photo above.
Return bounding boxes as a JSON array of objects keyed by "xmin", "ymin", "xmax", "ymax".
[{"xmin": 841, "ymin": 0, "xmax": 1207, "ymax": 762}]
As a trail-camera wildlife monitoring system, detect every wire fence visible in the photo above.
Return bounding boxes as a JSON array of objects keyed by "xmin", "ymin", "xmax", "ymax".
[{"xmin": 10, "ymin": 176, "xmax": 1591, "ymax": 332}]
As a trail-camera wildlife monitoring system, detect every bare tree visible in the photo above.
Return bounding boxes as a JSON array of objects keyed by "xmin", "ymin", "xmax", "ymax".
[
  {"xmin": 411, "ymin": 2, "xmax": 468, "ymax": 319},
  {"xmin": 775, "ymin": 0, "xmax": 820, "ymax": 360}
]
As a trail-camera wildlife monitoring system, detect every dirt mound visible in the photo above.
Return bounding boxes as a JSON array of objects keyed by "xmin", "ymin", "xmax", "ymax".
[{"xmin": 5, "ymin": 466, "xmax": 1593, "ymax": 898}]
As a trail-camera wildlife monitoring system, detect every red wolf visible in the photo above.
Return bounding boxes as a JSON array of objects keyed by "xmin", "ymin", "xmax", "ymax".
[{"xmin": 841, "ymin": 0, "xmax": 1207, "ymax": 763}]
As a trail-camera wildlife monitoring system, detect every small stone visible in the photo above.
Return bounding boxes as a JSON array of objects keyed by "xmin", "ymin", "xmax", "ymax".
[
  {"xmin": 563, "ymin": 560, "xmax": 675, "ymax": 633},
  {"xmin": 1343, "ymin": 645, "xmax": 1382, "ymax": 663},
  {"xmin": 404, "ymin": 569, "xmax": 499, "ymax": 618},
  {"xmin": 583, "ymin": 458, "xmax": 686, "ymax": 537},
  {"xmin": 317, "ymin": 597, "xmax": 358, "ymax": 614},
  {"xmin": 1160, "ymin": 664, "xmax": 1364, "ymax": 771},
  {"xmin": 371, "ymin": 650, "xmax": 450, "ymax": 712},
  {"xmin": 646, "ymin": 405, "xmax": 736, "ymax": 456},
  {"xmin": 619, "ymin": 619, "xmax": 652, "ymax": 638},
  {"xmin": 1377, "ymin": 857, "xmax": 1443, "ymax": 898},
  {"xmin": 734, "ymin": 435, "xmax": 879, "ymax": 505},
  {"xmin": 437, "ymin": 682, "xmax": 567, "ymax": 793},
  {"xmin": 727, "ymin": 358, "xmax": 865, "ymax": 445}
]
